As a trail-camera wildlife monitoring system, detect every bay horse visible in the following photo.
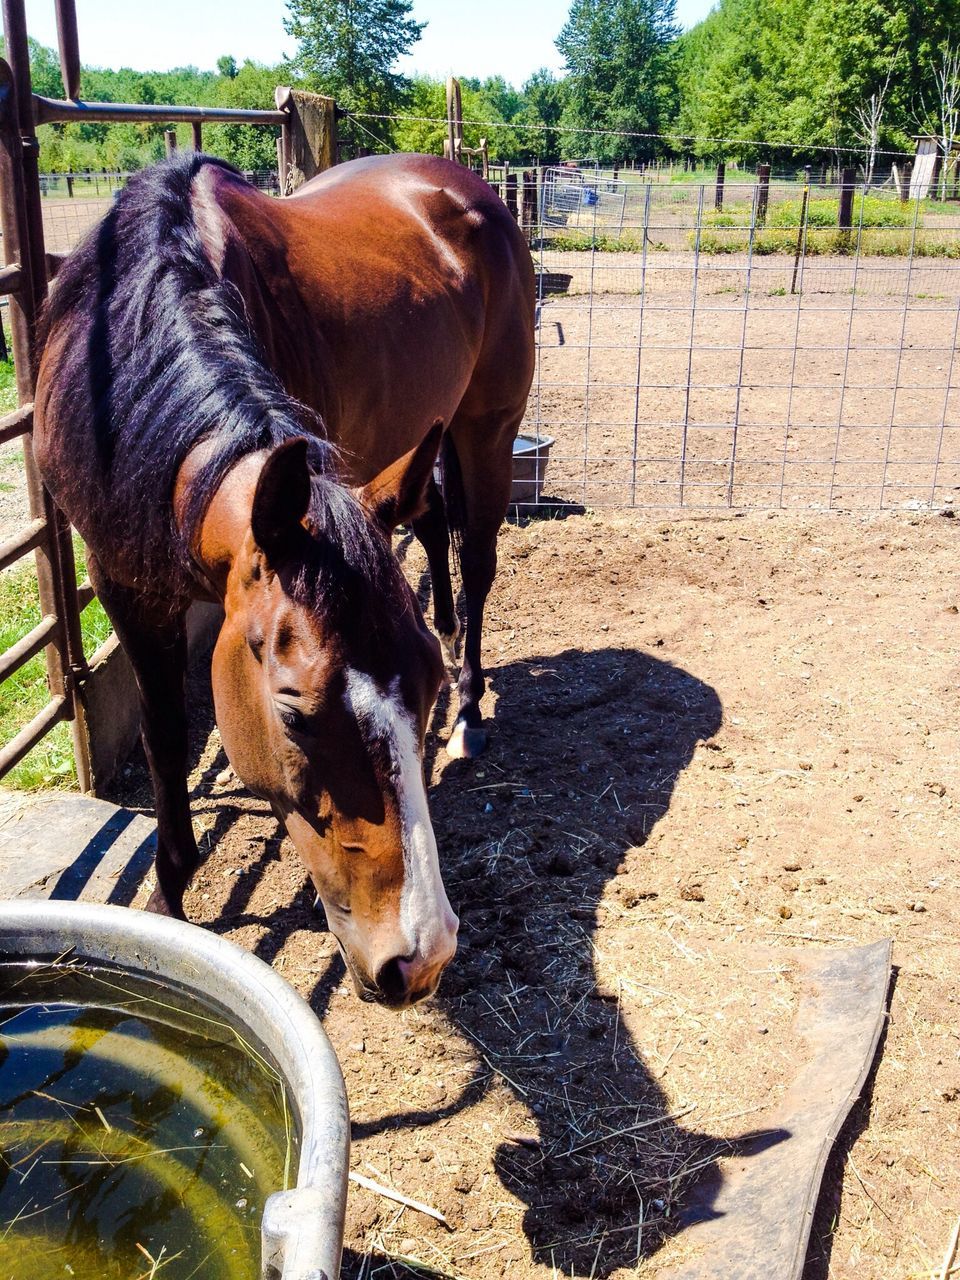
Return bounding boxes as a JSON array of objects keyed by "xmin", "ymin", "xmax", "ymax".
[{"xmin": 34, "ymin": 152, "xmax": 535, "ymax": 1007}]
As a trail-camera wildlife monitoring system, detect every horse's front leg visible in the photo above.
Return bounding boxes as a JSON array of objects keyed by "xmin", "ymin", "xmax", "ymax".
[{"xmin": 88, "ymin": 558, "xmax": 199, "ymax": 917}]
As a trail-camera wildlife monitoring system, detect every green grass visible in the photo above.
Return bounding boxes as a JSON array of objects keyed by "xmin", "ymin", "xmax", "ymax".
[
  {"xmin": 546, "ymin": 223, "xmax": 958, "ymax": 257},
  {"xmin": 768, "ymin": 194, "xmax": 913, "ymax": 229},
  {"xmin": 0, "ymin": 331, "xmax": 114, "ymax": 790},
  {"xmin": 0, "ymin": 329, "xmax": 17, "ymax": 417},
  {"xmin": 693, "ymin": 227, "xmax": 959, "ymax": 256},
  {"xmin": 0, "ymin": 534, "xmax": 113, "ymax": 790},
  {"xmin": 703, "ymin": 210, "xmax": 737, "ymax": 227},
  {"xmin": 39, "ymin": 181, "xmax": 121, "ymax": 201},
  {"xmin": 547, "ymin": 229, "xmax": 649, "ymax": 252},
  {"xmin": 669, "ymin": 166, "xmax": 755, "ymax": 185}
]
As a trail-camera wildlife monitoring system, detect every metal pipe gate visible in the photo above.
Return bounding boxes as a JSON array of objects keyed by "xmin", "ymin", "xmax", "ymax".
[{"xmin": 0, "ymin": 0, "xmax": 301, "ymax": 790}]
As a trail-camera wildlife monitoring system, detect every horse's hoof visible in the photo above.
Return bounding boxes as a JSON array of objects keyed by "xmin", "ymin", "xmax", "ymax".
[
  {"xmin": 446, "ymin": 721, "xmax": 487, "ymax": 759},
  {"xmin": 145, "ymin": 887, "xmax": 186, "ymax": 920}
]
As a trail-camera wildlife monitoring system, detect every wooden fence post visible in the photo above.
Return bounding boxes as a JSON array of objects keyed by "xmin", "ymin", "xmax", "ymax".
[
  {"xmin": 521, "ymin": 170, "xmax": 537, "ymax": 238},
  {"xmin": 164, "ymin": 129, "xmax": 177, "ymax": 157},
  {"xmin": 838, "ymin": 167, "xmax": 855, "ymax": 230},
  {"xmin": 505, "ymin": 172, "xmax": 518, "ymax": 218},
  {"xmin": 756, "ymin": 162, "xmax": 771, "ymax": 224},
  {"xmin": 446, "ymin": 76, "xmax": 463, "ymax": 165},
  {"xmin": 275, "ymin": 136, "xmax": 285, "ymax": 193},
  {"xmin": 274, "ymin": 87, "xmax": 337, "ymax": 194},
  {"xmin": 191, "ymin": 121, "xmax": 202, "ymax": 151},
  {"xmin": 715, "ymin": 161, "xmax": 725, "ymax": 212}
]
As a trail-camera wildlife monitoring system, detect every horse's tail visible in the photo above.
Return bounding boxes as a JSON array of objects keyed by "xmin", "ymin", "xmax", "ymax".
[{"xmin": 440, "ymin": 430, "xmax": 466, "ymax": 565}]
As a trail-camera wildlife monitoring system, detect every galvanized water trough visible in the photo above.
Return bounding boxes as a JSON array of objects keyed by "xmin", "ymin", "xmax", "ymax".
[
  {"xmin": 0, "ymin": 899, "xmax": 350, "ymax": 1280},
  {"xmin": 512, "ymin": 433, "xmax": 555, "ymax": 505}
]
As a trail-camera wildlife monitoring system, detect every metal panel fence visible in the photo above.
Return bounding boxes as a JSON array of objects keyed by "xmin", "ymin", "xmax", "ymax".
[
  {"xmin": 18, "ymin": 165, "xmax": 960, "ymax": 522},
  {"xmin": 0, "ymin": 0, "xmax": 294, "ymax": 790},
  {"xmin": 520, "ymin": 169, "xmax": 960, "ymax": 512},
  {"xmin": 34, "ymin": 169, "xmax": 281, "ymax": 257}
]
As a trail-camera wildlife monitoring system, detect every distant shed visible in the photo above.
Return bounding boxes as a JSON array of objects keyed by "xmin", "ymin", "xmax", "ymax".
[{"xmin": 909, "ymin": 134, "xmax": 959, "ymax": 200}]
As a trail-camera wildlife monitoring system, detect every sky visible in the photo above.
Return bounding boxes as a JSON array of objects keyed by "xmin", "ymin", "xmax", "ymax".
[{"xmin": 13, "ymin": 0, "xmax": 715, "ymax": 87}]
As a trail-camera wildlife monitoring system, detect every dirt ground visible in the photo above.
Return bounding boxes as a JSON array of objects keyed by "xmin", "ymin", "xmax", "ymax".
[
  {"xmin": 103, "ymin": 505, "xmax": 960, "ymax": 1280},
  {"xmin": 6, "ymin": 182, "xmax": 955, "ymax": 1276},
  {"xmin": 531, "ymin": 283, "xmax": 960, "ymax": 513}
]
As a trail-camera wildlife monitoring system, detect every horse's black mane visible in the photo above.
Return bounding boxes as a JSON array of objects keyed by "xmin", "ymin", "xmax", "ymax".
[{"xmin": 42, "ymin": 151, "xmax": 395, "ymax": 608}]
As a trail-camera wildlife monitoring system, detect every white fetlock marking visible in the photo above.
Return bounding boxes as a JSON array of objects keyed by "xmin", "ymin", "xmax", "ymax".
[
  {"xmin": 446, "ymin": 721, "xmax": 469, "ymax": 759},
  {"xmin": 438, "ymin": 621, "xmax": 461, "ymax": 669}
]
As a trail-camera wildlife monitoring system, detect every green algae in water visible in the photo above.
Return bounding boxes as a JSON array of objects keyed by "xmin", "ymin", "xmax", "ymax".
[{"xmin": 0, "ymin": 961, "xmax": 297, "ymax": 1280}]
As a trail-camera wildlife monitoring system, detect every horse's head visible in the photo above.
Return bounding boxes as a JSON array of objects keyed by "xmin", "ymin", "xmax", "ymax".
[{"xmin": 209, "ymin": 428, "xmax": 457, "ymax": 1007}]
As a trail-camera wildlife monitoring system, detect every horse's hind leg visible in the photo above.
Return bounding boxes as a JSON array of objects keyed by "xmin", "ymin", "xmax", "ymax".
[
  {"xmin": 412, "ymin": 474, "xmax": 460, "ymax": 667},
  {"xmin": 444, "ymin": 414, "xmax": 520, "ymax": 759},
  {"xmin": 88, "ymin": 558, "xmax": 199, "ymax": 917}
]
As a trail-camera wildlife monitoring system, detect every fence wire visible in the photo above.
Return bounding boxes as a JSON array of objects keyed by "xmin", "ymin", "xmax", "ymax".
[
  {"xmin": 519, "ymin": 169, "xmax": 960, "ymax": 512},
  {"xmin": 32, "ymin": 165, "xmax": 960, "ymax": 516}
]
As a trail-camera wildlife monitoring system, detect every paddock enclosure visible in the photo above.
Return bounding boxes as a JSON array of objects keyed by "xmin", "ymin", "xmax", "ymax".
[
  {"xmin": 22, "ymin": 171, "xmax": 960, "ymax": 524},
  {"xmin": 0, "ymin": 8, "xmax": 959, "ymax": 1279},
  {"xmin": 109, "ymin": 507, "xmax": 960, "ymax": 1280}
]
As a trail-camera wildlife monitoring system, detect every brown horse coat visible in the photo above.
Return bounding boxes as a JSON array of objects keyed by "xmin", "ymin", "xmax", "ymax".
[{"xmin": 35, "ymin": 152, "xmax": 535, "ymax": 1005}]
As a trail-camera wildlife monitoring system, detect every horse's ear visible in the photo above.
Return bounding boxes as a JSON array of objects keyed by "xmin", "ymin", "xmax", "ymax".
[
  {"xmin": 357, "ymin": 420, "xmax": 444, "ymax": 533},
  {"xmin": 251, "ymin": 437, "xmax": 312, "ymax": 560}
]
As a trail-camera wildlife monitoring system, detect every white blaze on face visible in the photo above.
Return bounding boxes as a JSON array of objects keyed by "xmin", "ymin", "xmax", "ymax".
[{"xmin": 344, "ymin": 670, "xmax": 458, "ymax": 962}]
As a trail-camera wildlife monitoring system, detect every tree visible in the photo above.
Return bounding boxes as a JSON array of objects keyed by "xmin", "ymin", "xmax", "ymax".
[
  {"xmin": 207, "ymin": 60, "xmax": 286, "ymax": 171},
  {"xmin": 672, "ymin": 0, "xmax": 960, "ymax": 167},
  {"xmin": 284, "ymin": 0, "xmax": 425, "ymax": 115},
  {"xmin": 217, "ymin": 55, "xmax": 239, "ymax": 79},
  {"xmin": 516, "ymin": 69, "xmax": 567, "ymax": 163},
  {"xmin": 556, "ymin": 0, "xmax": 680, "ymax": 163},
  {"xmin": 392, "ymin": 76, "xmax": 525, "ymax": 162},
  {"xmin": 854, "ymin": 45, "xmax": 901, "ymax": 184},
  {"xmin": 922, "ymin": 46, "xmax": 960, "ymax": 199}
]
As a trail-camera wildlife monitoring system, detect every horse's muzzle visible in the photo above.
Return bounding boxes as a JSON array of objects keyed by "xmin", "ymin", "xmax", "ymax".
[{"xmin": 344, "ymin": 933, "xmax": 457, "ymax": 1008}]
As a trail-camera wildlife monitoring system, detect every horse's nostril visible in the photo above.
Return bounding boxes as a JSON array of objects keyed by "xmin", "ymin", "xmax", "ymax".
[{"xmin": 375, "ymin": 957, "xmax": 409, "ymax": 1005}]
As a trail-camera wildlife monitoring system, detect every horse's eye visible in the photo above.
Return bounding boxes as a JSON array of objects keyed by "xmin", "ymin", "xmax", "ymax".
[{"xmin": 278, "ymin": 703, "xmax": 309, "ymax": 735}]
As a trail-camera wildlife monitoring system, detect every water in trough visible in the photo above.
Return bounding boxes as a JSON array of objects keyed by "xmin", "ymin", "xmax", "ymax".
[{"xmin": 0, "ymin": 960, "xmax": 296, "ymax": 1279}]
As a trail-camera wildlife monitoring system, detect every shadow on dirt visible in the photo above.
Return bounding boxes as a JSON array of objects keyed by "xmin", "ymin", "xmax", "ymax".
[
  {"xmin": 107, "ymin": 618, "xmax": 785, "ymax": 1276},
  {"xmin": 306, "ymin": 643, "xmax": 785, "ymax": 1276}
]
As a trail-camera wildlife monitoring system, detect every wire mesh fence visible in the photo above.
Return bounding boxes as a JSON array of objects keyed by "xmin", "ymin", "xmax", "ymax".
[
  {"xmin": 35, "ymin": 168, "xmax": 280, "ymax": 255},
  {"xmin": 520, "ymin": 169, "xmax": 960, "ymax": 513},
  {"xmin": 27, "ymin": 163, "xmax": 960, "ymax": 516}
]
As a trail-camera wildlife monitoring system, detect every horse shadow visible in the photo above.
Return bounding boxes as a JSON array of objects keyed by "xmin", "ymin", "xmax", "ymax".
[
  {"xmin": 306, "ymin": 643, "xmax": 786, "ymax": 1276},
  {"xmin": 106, "ymin": 591, "xmax": 786, "ymax": 1275}
]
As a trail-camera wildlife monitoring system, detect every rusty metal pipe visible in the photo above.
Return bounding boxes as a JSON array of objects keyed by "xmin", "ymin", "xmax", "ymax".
[
  {"xmin": 0, "ymin": 695, "xmax": 68, "ymax": 777},
  {"xmin": 34, "ymin": 95, "xmax": 286, "ymax": 127},
  {"xmin": 54, "ymin": 0, "xmax": 82, "ymax": 99},
  {"xmin": 0, "ymin": 34, "xmax": 90, "ymax": 788},
  {"xmin": 0, "ymin": 613, "xmax": 58, "ymax": 684}
]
